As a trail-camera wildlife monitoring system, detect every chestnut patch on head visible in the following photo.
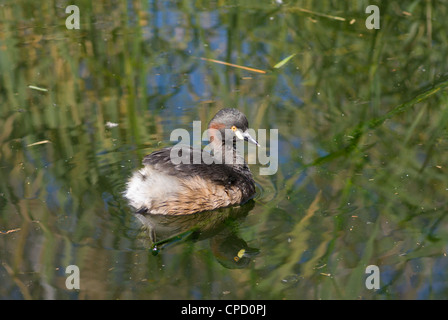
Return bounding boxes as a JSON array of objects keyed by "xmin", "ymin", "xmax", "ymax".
[
  {"xmin": 208, "ymin": 122, "xmax": 226, "ymax": 142},
  {"xmin": 209, "ymin": 122, "xmax": 226, "ymax": 130}
]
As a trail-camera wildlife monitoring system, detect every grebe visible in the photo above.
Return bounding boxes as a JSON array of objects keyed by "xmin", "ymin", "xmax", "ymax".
[{"xmin": 124, "ymin": 108, "xmax": 258, "ymax": 215}]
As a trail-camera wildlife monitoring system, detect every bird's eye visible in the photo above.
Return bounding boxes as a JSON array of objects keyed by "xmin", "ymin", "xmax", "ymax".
[{"xmin": 231, "ymin": 126, "xmax": 237, "ymax": 132}]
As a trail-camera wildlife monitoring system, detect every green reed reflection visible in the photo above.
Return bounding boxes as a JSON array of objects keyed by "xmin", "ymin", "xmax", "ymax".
[{"xmin": 1, "ymin": 0, "xmax": 448, "ymax": 300}]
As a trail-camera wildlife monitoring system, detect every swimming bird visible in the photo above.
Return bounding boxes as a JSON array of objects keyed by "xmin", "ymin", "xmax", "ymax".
[{"xmin": 124, "ymin": 108, "xmax": 258, "ymax": 215}]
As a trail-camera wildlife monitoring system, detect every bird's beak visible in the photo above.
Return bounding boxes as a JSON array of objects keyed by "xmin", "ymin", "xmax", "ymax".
[{"xmin": 235, "ymin": 129, "xmax": 260, "ymax": 146}]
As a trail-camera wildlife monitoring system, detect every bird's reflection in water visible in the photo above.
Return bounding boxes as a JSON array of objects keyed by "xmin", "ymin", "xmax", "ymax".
[{"xmin": 134, "ymin": 200, "xmax": 259, "ymax": 269}]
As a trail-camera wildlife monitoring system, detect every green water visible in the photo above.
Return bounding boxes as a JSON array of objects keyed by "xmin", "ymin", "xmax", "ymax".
[{"xmin": 1, "ymin": 0, "xmax": 448, "ymax": 300}]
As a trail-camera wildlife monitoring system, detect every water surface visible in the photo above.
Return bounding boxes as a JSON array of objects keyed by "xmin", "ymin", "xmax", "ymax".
[{"xmin": 1, "ymin": 0, "xmax": 448, "ymax": 299}]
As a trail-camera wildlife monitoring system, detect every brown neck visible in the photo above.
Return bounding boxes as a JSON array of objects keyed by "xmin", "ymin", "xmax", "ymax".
[{"xmin": 208, "ymin": 126, "xmax": 246, "ymax": 166}]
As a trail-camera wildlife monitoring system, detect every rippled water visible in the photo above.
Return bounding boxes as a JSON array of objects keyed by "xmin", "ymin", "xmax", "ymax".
[{"xmin": 1, "ymin": 0, "xmax": 448, "ymax": 300}]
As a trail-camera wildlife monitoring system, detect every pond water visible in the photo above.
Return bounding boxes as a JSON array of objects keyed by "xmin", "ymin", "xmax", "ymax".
[{"xmin": 1, "ymin": 0, "xmax": 448, "ymax": 300}]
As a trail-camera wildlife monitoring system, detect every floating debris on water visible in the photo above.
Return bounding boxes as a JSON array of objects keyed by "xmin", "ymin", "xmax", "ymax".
[
  {"xmin": 106, "ymin": 121, "xmax": 119, "ymax": 128},
  {"xmin": 27, "ymin": 140, "xmax": 51, "ymax": 147},
  {"xmin": 28, "ymin": 85, "xmax": 48, "ymax": 92},
  {"xmin": 0, "ymin": 228, "xmax": 21, "ymax": 235}
]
